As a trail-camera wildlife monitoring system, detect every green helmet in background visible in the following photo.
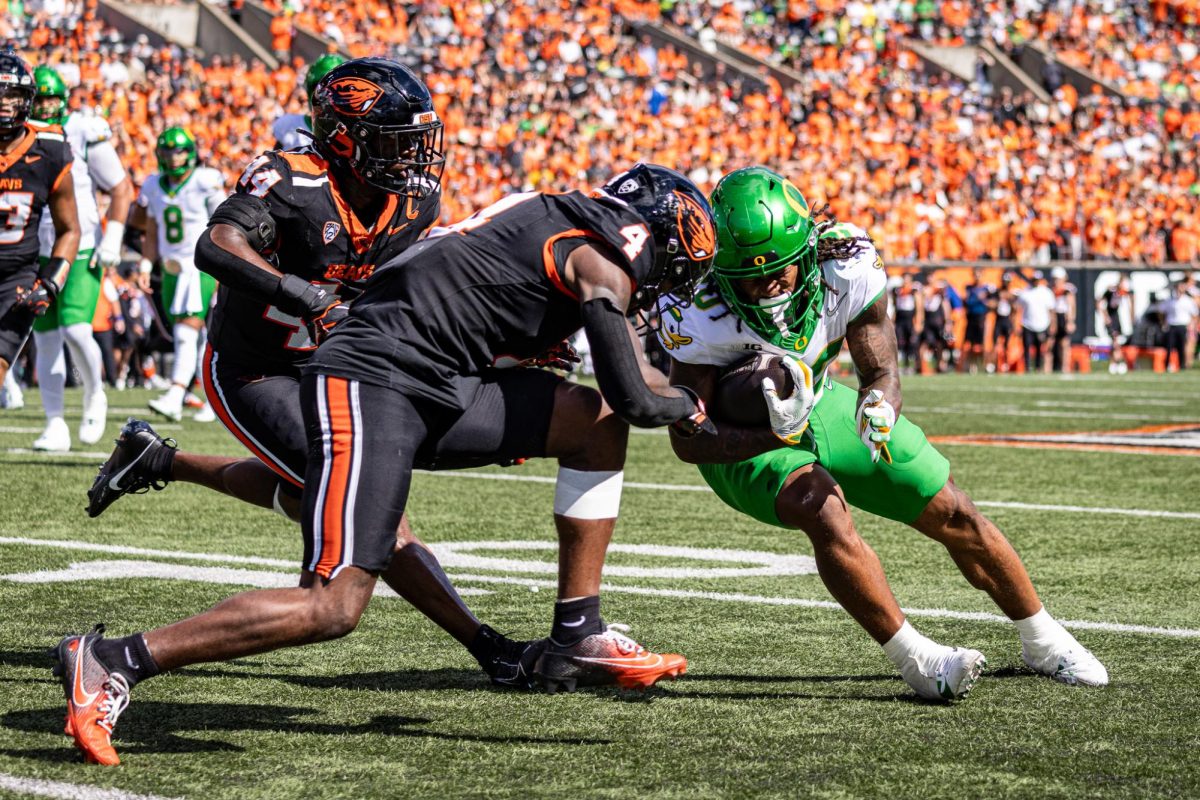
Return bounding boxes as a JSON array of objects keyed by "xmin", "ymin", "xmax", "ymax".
[
  {"xmin": 710, "ymin": 166, "xmax": 822, "ymax": 350},
  {"xmin": 32, "ymin": 65, "xmax": 68, "ymax": 126},
  {"xmin": 305, "ymin": 53, "xmax": 347, "ymax": 100},
  {"xmin": 156, "ymin": 126, "xmax": 198, "ymax": 180}
]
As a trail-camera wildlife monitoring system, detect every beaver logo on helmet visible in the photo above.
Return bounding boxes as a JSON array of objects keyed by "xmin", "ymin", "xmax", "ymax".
[
  {"xmin": 326, "ymin": 77, "xmax": 384, "ymax": 116},
  {"xmin": 675, "ymin": 191, "xmax": 716, "ymax": 261}
]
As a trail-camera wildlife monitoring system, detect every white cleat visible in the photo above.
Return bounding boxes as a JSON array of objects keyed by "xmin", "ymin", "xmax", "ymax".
[
  {"xmin": 193, "ymin": 403, "xmax": 216, "ymax": 423},
  {"xmin": 1023, "ymin": 637, "xmax": 1108, "ymax": 687},
  {"xmin": 148, "ymin": 394, "xmax": 183, "ymax": 422},
  {"xmin": 899, "ymin": 645, "xmax": 987, "ymax": 701},
  {"xmin": 33, "ymin": 417, "xmax": 71, "ymax": 452},
  {"xmin": 1, "ymin": 374, "xmax": 23, "ymax": 409},
  {"xmin": 78, "ymin": 392, "xmax": 108, "ymax": 445}
]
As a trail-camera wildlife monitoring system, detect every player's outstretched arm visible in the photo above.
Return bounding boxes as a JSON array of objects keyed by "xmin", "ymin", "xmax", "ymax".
[
  {"xmin": 667, "ymin": 359, "xmax": 781, "ymax": 464},
  {"xmin": 564, "ymin": 243, "xmax": 709, "ymax": 434}
]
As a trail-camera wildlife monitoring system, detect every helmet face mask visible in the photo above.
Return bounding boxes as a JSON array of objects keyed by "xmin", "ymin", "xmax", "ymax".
[
  {"xmin": 0, "ymin": 53, "xmax": 36, "ymax": 140},
  {"xmin": 711, "ymin": 167, "xmax": 824, "ymax": 346},
  {"xmin": 155, "ymin": 127, "xmax": 197, "ymax": 181},
  {"xmin": 32, "ymin": 65, "xmax": 67, "ymax": 125},
  {"xmin": 598, "ymin": 163, "xmax": 716, "ymax": 315},
  {"xmin": 310, "ymin": 58, "xmax": 446, "ymax": 199}
]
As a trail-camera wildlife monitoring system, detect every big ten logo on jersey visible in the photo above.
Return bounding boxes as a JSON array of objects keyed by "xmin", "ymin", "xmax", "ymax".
[{"xmin": 263, "ymin": 281, "xmax": 338, "ymax": 351}]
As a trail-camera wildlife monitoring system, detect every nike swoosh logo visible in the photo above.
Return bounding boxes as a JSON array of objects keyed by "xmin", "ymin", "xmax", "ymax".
[
  {"xmin": 72, "ymin": 635, "xmax": 99, "ymax": 707},
  {"xmin": 387, "ymin": 222, "xmax": 410, "ymax": 236},
  {"xmin": 576, "ymin": 654, "xmax": 666, "ymax": 670},
  {"xmin": 560, "ymin": 616, "xmax": 587, "ymax": 628},
  {"xmin": 25, "ymin": 155, "xmax": 41, "ymax": 163},
  {"xmin": 108, "ymin": 443, "xmax": 153, "ymax": 491}
]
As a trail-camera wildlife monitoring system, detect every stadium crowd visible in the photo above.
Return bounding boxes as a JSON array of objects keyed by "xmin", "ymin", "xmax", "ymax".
[{"xmin": 0, "ymin": 0, "xmax": 1198, "ymax": 399}]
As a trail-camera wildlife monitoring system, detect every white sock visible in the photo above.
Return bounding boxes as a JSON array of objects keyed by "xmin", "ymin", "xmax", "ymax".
[
  {"xmin": 171, "ymin": 323, "xmax": 200, "ymax": 389},
  {"xmin": 881, "ymin": 620, "xmax": 940, "ymax": 669},
  {"xmin": 33, "ymin": 328, "xmax": 66, "ymax": 420},
  {"xmin": 3, "ymin": 368, "xmax": 20, "ymax": 396},
  {"xmin": 63, "ymin": 322, "xmax": 104, "ymax": 403},
  {"xmin": 1013, "ymin": 606, "xmax": 1067, "ymax": 645}
]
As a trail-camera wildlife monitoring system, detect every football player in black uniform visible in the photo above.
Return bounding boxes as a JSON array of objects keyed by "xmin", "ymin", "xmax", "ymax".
[
  {"xmin": 67, "ymin": 59, "xmax": 524, "ymax": 765},
  {"xmin": 0, "ymin": 53, "xmax": 80, "ymax": 389},
  {"xmin": 57, "ymin": 161, "xmax": 716, "ymax": 764}
]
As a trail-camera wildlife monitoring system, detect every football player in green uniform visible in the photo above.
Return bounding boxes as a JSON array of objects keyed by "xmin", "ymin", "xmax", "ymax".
[{"xmin": 660, "ymin": 167, "xmax": 1107, "ymax": 700}]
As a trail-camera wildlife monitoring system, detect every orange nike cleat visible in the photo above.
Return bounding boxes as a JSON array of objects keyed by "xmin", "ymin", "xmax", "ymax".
[
  {"xmin": 50, "ymin": 625, "xmax": 130, "ymax": 766},
  {"xmin": 535, "ymin": 623, "xmax": 687, "ymax": 693}
]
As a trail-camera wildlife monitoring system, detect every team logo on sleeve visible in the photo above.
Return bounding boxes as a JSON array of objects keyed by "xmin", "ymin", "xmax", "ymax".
[
  {"xmin": 674, "ymin": 191, "xmax": 716, "ymax": 262},
  {"xmin": 327, "ymin": 77, "xmax": 385, "ymax": 116},
  {"xmin": 323, "ymin": 221, "xmax": 341, "ymax": 245}
]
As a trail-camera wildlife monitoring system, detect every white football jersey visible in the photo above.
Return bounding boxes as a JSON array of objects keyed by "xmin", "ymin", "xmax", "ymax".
[
  {"xmin": 272, "ymin": 113, "xmax": 309, "ymax": 151},
  {"xmin": 37, "ymin": 112, "xmax": 126, "ymax": 254},
  {"xmin": 657, "ymin": 224, "xmax": 886, "ymax": 395},
  {"xmin": 137, "ymin": 167, "xmax": 227, "ymax": 268}
]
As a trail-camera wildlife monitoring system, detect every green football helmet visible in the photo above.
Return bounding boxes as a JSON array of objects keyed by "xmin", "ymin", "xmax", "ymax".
[
  {"xmin": 710, "ymin": 166, "xmax": 822, "ymax": 350},
  {"xmin": 32, "ymin": 65, "xmax": 68, "ymax": 126},
  {"xmin": 306, "ymin": 53, "xmax": 347, "ymax": 100},
  {"xmin": 156, "ymin": 126, "xmax": 197, "ymax": 180}
]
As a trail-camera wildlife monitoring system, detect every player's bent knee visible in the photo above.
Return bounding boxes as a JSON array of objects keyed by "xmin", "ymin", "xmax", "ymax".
[
  {"xmin": 775, "ymin": 469, "xmax": 855, "ymax": 544},
  {"xmin": 550, "ymin": 382, "xmax": 629, "ymax": 470}
]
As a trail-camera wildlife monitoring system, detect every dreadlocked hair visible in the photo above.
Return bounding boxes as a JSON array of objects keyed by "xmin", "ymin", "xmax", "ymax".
[{"xmin": 811, "ymin": 203, "xmax": 873, "ymax": 264}]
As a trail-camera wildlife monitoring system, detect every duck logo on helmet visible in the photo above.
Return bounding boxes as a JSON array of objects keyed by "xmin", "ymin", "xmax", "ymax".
[
  {"xmin": 326, "ymin": 77, "xmax": 385, "ymax": 116},
  {"xmin": 675, "ymin": 191, "xmax": 716, "ymax": 261}
]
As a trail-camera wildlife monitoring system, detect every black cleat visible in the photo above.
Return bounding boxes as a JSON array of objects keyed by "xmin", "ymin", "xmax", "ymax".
[
  {"xmin": 472, "ymin": 625, "xmax": 546, "ymax": 690},
  {"xmin": 86, "ymin": 419, "xmax": 176, "ymax": 518}
]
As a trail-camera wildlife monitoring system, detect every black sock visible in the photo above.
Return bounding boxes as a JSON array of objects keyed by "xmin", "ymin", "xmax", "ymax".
[
  {"xmin": 551, "ymin": 596, "xmax": 602, "ymax": 646},
  {"xmin": 94, "ymin": 633, "xmax": 160, "ymax": 686},
  {"xmin": 467, "ymin": 624, "xmax": 503, "ymax": 670},
  {"xmin": 151, "ymin": 441, "xmax": 177, "ymax": 481}
]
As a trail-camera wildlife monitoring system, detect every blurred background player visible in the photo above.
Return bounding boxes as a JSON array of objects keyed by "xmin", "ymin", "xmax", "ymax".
[
  {"xmin": 1160, "ymin": 280, "xmax": 1198, "ymax": 373},
  {"xmin": 1049, "ymin": 266, "xmax": 1076, "ymax": 374},
  {"xmin": 272, "ymin": 53, "xmax": 345, "ymax": 151},
  {"xmin": 134, "ymin": 127, "xmax": 226, "ymax": 422},
  {"xmin": 1018, "ymin": 271, "xmax": 1055, "ymax": 374},
  {"xmin": 1099, "ymin": 274, "xmax": 1132, "ymax": 374},
  {"xmin": 891, "ymin": 271, "xmax": 921, "ymax": 374},
  {"xmin": 919, "ymin": 278, "xmax": 951, "ymax": 373},
  {"xmin": 992, "ymin": 272, "xmax": 1018, "ymax": 373},
  {"xmin": 961, "ymin": 269, "xmax": 992, "ymax": 374},
  {"xmin": 28, "ymin": 65, "xmax": 134, "ymax": 451},
  {"xmin": 0, "ymin": 54, "xmax": 81, "ymax": 409}
]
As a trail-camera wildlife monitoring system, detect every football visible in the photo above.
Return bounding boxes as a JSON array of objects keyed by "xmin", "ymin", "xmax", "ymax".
[{"xmin": 712, "ymin": 353, "xmax": 796, "ymax": 427}]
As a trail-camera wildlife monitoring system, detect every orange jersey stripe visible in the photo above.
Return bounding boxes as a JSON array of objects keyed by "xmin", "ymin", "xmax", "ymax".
[{"xmin": 317, "ymin": 376, "xmax": 354, "ymax": 578}]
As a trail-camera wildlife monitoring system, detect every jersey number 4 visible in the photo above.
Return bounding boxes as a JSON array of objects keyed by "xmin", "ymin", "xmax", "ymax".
[{"xmin": 263, "ymin": 282, "xmax": 337, "ymax": 351}]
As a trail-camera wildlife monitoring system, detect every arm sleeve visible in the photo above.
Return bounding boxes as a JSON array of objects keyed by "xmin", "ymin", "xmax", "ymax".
[{"xmin": 582, "ymin": 296, "xmax": 697, "ymax": 428}]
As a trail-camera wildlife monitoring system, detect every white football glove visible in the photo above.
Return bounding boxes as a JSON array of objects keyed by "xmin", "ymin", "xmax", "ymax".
[
  {"xmin": 856, "ymin": 389, "xmax": 895, "ymax": 464},
  {"xmin": 97, "ymin": 221, "xmax": 124, "ymax": 270},
  {"xmin": 761, "ymin": 357, "xmax": 815, "ymax": 446}
]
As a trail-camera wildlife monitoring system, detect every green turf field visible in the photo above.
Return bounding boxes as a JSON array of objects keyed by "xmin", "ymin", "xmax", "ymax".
[{"xmin": 0, "ymin": 371, "xmax": 1198, "ymax": 799}]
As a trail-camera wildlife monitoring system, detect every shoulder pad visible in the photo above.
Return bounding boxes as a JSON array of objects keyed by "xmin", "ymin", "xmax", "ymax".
[{"xmin": 209, "ymin": 193, "xmax": 277, "ymax": 252}]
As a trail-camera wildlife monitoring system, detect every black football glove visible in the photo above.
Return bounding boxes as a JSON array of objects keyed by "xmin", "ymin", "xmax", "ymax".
[
  {"xmin": 669, "ymin": 385, "xmax": 717, "ymax": 438},
  {"xmin": 304, "ymin": 300, "xmax": 349, "ymax": 347},
  {"xmin": 14, "ymin": 278, "xmax": 58, "ymax": 317}
]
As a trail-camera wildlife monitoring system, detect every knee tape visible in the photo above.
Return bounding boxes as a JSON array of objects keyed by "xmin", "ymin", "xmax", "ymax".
[{"xmin": 553, "ymin": 467, "xmax": 623, "ymax": 519}]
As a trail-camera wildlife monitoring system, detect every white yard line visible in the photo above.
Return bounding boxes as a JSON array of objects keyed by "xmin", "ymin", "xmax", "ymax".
[
  {"xmin": 1, "ymin": 536, "xmax": 1197, "ymax": 639},
  {"xmin": 417, "ymin": 471, "xmax": 1200, "ymax": 519},
  {"xmin": 5, "ymin": 448, "xmax": 112, "ymax": 459},
  {"xmin": 0, "ymin": 773, "xmax": 181, "ymax": 800}
]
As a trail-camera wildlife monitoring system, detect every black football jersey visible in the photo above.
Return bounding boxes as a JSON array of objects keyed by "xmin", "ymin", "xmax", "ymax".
[
  {"xmin": 306, "ymin": 190, "xmax": 657, "ymax": 410},
  {"xmin": 0, "ymin": 124, "xmax": 73, "ymax": 277},
  {"xmin": 208, "ymin": 147, "xmax": 439, "ymax": 372}
]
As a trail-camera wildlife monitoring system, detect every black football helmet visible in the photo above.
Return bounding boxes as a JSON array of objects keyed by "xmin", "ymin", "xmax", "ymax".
[
  {"xmin": 309, "ymin": 57, "xmax": 445, "ymax": 198},
  {"xmin": 597, "ymin": 163, "xmax": 717, "ymax": 312},
  {"xmin": 0, "ymin": 52, "xmax": 35, "ymax": 142}
]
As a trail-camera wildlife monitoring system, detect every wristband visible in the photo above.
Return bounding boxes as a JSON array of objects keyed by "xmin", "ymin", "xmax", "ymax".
[
  {"xmin": 138, "ymin": 257, "xmax": 154, "ymax": 275},
  {"xmin": 38, "ymin": 256, "xmax": 71, "ymax": 284}
]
